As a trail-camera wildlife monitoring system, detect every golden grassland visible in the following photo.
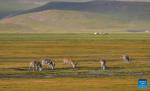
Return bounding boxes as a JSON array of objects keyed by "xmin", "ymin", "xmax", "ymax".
[
  {"xmin": 0, "ymin": 33, "xmax": 149, "ymax": 91},
  {"xmin": 0, "ymin": 77, "xmax": 149, "ymax": 91}
]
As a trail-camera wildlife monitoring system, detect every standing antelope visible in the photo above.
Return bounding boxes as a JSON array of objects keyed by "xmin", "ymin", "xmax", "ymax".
[
  {"xmin": 122, "ymin": 54, "xmax": 131, "ymax": 63},
  {"xmin": 29, "ymin": 60, "xmax": 43, "ymax": 72},
  {"xmin": 41, "ymin": 58, "xmax": 55, "ymax": 70},
  {"xmin": 100, "ymin": 59, "xmax": 107, "ymax": 70},
  {"xmin": 63, "ymin": 57, "xmax": 78, "ymax": 69}
]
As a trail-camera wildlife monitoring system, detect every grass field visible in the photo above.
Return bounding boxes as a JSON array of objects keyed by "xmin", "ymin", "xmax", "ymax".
[{"xmin": 0, "ymin": 33, "xmax": 149, "ymax": 91}]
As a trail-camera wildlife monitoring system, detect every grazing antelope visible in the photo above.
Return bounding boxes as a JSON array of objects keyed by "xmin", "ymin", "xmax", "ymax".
[
  {"xmin": 63, "ymin": 57, "xmax": 78, "ymax": 69},
  {"xmin": 41, "ymin": 58, "xmax": 55, "ymax": 70},
  {"xmin": 94, "ymin": 32, "xmax": 100, "ymax": 35},
  {"xmin": 29, "ymin": 60, "xmax": 42, "ymax": 72},
  {"xmin": 100, "ymin": 59, "xmax": 107, "ymax": 70},
  {"xmin": 122, "ymin": 54, "xmax": 131, "ymax": 63}
]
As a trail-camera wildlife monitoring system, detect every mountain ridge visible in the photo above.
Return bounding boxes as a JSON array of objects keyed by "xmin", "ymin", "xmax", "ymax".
[
  {"xmin": 0, "ymin": 0, "xmax": 150, "ymax": 33},
  {"xmin": 1, "ymin": 0, "xmax": 150, "ymax": 19}
]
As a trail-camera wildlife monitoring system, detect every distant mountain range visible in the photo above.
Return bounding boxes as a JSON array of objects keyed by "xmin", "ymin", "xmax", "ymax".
[
  {"xmin": 16, "ymin": 0, "xmax": 150, "ymax": 16},
  {"xmin": 0, "ymin": 0, "xmax": 150, "ymax": 33},
  {"xmin": 0, "ymin": 0, "xmax": 150, "ymax": 19}
]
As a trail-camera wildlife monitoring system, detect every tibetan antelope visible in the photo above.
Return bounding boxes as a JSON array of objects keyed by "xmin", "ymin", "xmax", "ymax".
[
  {"xmin": 63, "ymin": 57, "xmax": 78, "ymax": 69},
  {"xmin": 29, "ymin": 60, "xmax": 42, "ymax": 72},
  {"xmin": 100, "ymin": 59, "xmax": 107, "ymax": 70},
  {"xmin": 122, "ymin": 54, "xmax": 131, "ymax": 63},
  {"xmin": 41, "ymin": 58, "xmax": 55, "ymax": 70}
]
